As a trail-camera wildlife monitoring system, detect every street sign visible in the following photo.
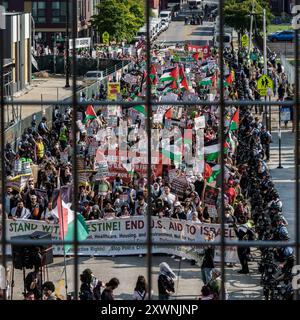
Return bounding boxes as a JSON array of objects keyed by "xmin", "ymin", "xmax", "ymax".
[
  {"xmin": 241, "ymin": 34, "xmax": 249, "ymax": 47},
  {"xmin": 281, "ymin": 107, "xmax": 291, "ymax": 122},
  {"xmin": 69, "ymin": 37, "xmax": 91, "ymax": 49},
  {"xmin": 102, "ymin": 31, "xmax": 110, "ymax": 45},
  {"xmin": 257, "ymin": 74, "xmax": 274, "ymax": 96},
  {"xmin": 0, "ymin": 5, "xmax": 6, "ymax": 30}
]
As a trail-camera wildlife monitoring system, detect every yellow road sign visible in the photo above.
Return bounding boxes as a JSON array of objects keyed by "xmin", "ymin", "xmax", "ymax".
[
  {"xmin": 257, "ymin": 74, "xmax": 274, "ymax": 96},
  {"xmin": 102, "ymin": 31, "xmax": 109, "ymax": 45},
  {"xmin": 241, "ymin": 34, "xmax": 249, "ymax": 47}
]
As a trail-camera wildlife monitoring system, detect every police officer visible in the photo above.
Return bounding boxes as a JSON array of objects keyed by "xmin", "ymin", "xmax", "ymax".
[
  {"xmin": 272, "ymin": 215, "xmax": 289, "ymax": 241},
  {"xmin": 234, "ymin": 216, "xmax": 255, "ymax": 274},
  {"xmin": 260, "ymin": 126, "xmax": 272, "ymax": 162},
  {"xmin": 59, "ymin": 122, "xmax": 68, "ymax": 151},
  {"xmin": 274, "ymin": 246, "xmax": 295, "ymax": 283}
]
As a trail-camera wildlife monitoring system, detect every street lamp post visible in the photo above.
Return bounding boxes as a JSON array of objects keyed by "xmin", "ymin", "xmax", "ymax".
[
  {"xmin": 65, "ymin": 0, "xmax": 70, "ymax": 88},
  {"xmin": 31, "ymin": 16, "xmax": 36, "ymax": 53}
]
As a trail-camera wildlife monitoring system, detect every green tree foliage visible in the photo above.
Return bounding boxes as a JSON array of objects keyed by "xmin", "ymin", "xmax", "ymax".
[
  {"xmin": 91, "ymin": 0, "xmax": 145, "ymax": 43},
  {"xmin": 224, "ymin": 0, "xmax": 273, "ymax": 36}
]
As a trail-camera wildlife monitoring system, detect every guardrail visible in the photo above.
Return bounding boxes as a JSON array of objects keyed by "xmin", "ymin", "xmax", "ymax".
[
  {"xmin": 5, "ymin": 59, "xmax": 133, "ymax": 150},
  {"xmin": 280, "ymin": 53, "xmax": 296, "ymax": 84}
]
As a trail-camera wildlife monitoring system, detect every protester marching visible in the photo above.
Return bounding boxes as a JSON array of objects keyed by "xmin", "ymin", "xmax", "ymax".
[{"xmin": 2, "ymin": 26, "xmax": 296, "ymax": 300}]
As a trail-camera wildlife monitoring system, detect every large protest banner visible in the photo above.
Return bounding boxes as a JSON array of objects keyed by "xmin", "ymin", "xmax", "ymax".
[{"xmin": 3, "ymin": 217, "xmax": 238, "ymax": 262}]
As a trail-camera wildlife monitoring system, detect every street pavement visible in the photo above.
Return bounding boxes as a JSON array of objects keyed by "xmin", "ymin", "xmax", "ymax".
[
  {"xmin": 8, "ymin": 253, "xmax": 263, "ymax": 300},
  {"xmin": 10, "ymin": 77, "xmax": 83, "ymax": 122},
  {"xmin": 156, "ymin": 20, "xmax": 214, "ymax": 46}
]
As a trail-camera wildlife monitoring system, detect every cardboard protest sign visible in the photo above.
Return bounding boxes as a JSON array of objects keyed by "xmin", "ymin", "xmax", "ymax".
[
  {"xmin": 171, "ymin": 174, "xmax": 189, "ymax": 198},
  {"xmin": 94, "ymin": 161, "xmax": 109, "ymax": 180},
  {"xmin": 204, "ymin": 185, "xmax": 219, "ymax": 206},
  {"xmin": 194, "ymin": 116, "xmax": 205, "ymax": 130}
]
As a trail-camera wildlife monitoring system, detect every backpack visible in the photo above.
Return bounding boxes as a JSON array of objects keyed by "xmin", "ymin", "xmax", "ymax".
[{"xmin": 79, "ymin": 283, "xmax": 94, "ymax": 300}]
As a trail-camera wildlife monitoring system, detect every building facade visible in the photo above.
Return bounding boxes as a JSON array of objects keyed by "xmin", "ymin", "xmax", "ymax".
[
  {"xmin": 269, "ymin": 0, "xmax": 294, "ymax": 14},
  {"xmin": 2, "ymin": 11, "xmax": 31, "ymax": 96},
  {"xmin": 3, "ymin": 0, "xmax": 94, "ymax": 48}
]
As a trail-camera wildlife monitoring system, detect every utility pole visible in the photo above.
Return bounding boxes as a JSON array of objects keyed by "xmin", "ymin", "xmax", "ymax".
[
  {"xmin": 65, "ymin": 0, "xmax": 70, "ymax": 88},
  {"xmin": 263, "ymin": 9, "xmax": 267, "ymax": 75},
  {"xmin": 263, "ymin": 9, "xmax": 268, "ymax": 129},
  {"xmin": 249, "ymin": 0, "xmax": 255, "ymax": 54}
]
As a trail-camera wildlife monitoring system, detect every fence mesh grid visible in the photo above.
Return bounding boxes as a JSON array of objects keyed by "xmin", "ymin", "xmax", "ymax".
[{"xmin": 0, "ymin": 0, "xmax": 299, "ymax": 300}]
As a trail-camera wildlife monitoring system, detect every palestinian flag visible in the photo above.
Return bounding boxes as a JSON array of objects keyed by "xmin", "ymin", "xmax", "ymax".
[
  {"xmin": 180, "ymin": 77, "xmax": 189, "ymax": 92},
  {"xmin": 204, "ymin": 163, "xmax": 213, "ymax": 179},
  {"xmin": 193, "ymin": 52, "xmax": 201, "ymax": 61},
  {"xmin": 83, "ymin": 105, "xmax": 97, "ymax": 124},
  {"xmin": 157, "ymin": 82, "xmax": 174, "ymax": 95},
  {"xmin": 199, "ymin": 77, "xmax": 213, "ymax": 86},
  {"xmin": 55, "ymin": 195, "xmax": 89, "ymax": 252},
  {"xmin": 226, "ymin": 72, "xmax": 234, "ymax": 85},
  {"xmin": 170, "ymin": 79, "xmax": 179, "ymax": 90},
  {"xmin": 204, "ymin": 139, "xmax": 220, "ymax": 161},
  {"xmin": 174, "ymin": 130, "xmax": 193, "ymax": 156},
  {"xmin": 164, "ymin": 107, "xmax": 172, "ymax": 120},
  {"xmin": 149, "ymin": 65, "xmax": 158, "ymax": 85},
  {"xmin": 206, "ymin": 164, "xmax": 221, "ymax": 183},
  {"xmin": 161, "ymin": 143, "xmax": 182, "ymax": 163},
  {"xmin": 133, "ymin": 105, "xmax": 146, "ymax": 116},
  {"xmin": 229, "ymin": 109, "xmax": 239, "ymax": 131},
  {"xmin": 159, "ymin": 66, "xmax": 179, "ymax": 82},
  {"xmin": 179, "ymin": 65, "xmax": 186, "ymax": 81}
]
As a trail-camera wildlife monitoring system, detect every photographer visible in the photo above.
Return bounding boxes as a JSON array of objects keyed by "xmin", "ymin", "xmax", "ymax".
[
  {"xmin": 158, "ymin": 262, "xmax": 177, "ymax": 300},
  {"xmin": 79, "ymin": 268, "xmax": 103, "ymax": 300},
  {"xmin": 233, "ymin": 216, "xmax": 255, "ymax": 274},
  {"xmin": 201, "ymin": 231, "xmax": 215, "ymax": 285},
  {"xmin": 24, "ymin": 266, "xmax": 42, "ymax": 300}
]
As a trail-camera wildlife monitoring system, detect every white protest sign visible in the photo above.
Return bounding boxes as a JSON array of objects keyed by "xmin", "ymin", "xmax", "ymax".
[
  {"xmin": 94, "ymin": 161, "xmax": 109, "ymax": 180},
  {"xmin": 161, "ymin": 92, "xmax": 178, "ymax": 102},
  {"xmin": 194, "ymin": 116, "xmax": 205, "ymax": 130},
  {"xmin": 153, "ymin": 113, "xmax": 164, "ymax": 123},
  {"xmin": 3, "ymin": 218, "xmax": 238, "ymax": 263},
  {"xmin": 124, "ymin": 73, "xmax": 138, "ymax": 84}
]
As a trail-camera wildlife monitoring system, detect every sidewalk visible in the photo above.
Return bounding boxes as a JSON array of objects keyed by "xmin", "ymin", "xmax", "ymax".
[{"xmin": 11, "ymin": 77, "xmax": 84, "ymax": 121}]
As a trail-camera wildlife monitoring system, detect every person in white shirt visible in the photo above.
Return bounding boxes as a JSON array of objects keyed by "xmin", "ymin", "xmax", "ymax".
[
  {"xmin": 160, "ymin": 185, "xmax": 176, "ymax": 209},
  {"xmin": 42, "ymin": 202, "xmax": 58, "ymax": 224},
  {"xmin": 132, "ymin": 275, "xmax": 152, "ymax": 300}
]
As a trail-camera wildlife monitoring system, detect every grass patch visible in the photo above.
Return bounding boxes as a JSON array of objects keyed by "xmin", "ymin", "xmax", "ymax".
[{"xmin": 267, "ymin": 24, "xmax": 292, "ymax": 34}]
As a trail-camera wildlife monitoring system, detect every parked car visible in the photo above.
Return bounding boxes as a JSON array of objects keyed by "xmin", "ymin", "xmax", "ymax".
[
  {"xmin": 267, "ymin": 30, "xmax": 300, "ymax": 42},
  {"xmin": 83, "ymin": 71, "xmax": 104, "ymax": 84},
  {"xmin": 159, "ymin": 10, "xmax": 172, "ymax": 23}
]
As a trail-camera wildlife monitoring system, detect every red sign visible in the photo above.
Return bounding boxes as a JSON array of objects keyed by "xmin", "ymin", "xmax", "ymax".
[{"xmin": 187, "ymin": 45, "xmax": 211, "ymax": 59}]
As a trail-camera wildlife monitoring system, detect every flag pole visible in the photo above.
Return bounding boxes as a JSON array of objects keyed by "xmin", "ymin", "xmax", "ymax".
[{"xmin": 57, "ymin": 171, "xmax": 69, "ymax": 298}]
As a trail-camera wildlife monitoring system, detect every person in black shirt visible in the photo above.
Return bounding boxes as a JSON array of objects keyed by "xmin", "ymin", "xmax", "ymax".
[
  {"xmin": 158, "ymin": 262, "xmax": 177, "ymax": 300},
  {"xmin": 101, "ymin": 278, "xmax": 120, "ymax": 301},
  {"xmin": 201, "ymin": 231, "xmax": 215, "ymax": 285},
  {"xmin": 24, "ymin": 267, "xmax": 42, "ymax": 300},
  {"xmin": 194, "ymin": 175, "xmax": 204, "ymax": 198}
]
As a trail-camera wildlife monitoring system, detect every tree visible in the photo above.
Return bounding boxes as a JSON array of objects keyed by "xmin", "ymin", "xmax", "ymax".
[
  {"xmin": 224, "ymin": 0, "xmax": 273, "ymax": 41},
  {"xmin": 91, "ymin": 0, "xmax": 145, "ymax": 43}
]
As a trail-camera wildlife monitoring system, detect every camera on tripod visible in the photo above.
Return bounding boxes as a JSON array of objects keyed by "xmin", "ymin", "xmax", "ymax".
[{"xmin": 11, "ymin": 232, "xmax": 53, "ymax": 270}]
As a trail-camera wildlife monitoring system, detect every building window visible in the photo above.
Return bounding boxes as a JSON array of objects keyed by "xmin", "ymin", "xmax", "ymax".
[
  {"xmin": 52, "ymin": 1, "xmax": 67, "ymax": 23},
  {"xmin": 32, "ymin": 1, "xmax": 46, "ymax": 23}
]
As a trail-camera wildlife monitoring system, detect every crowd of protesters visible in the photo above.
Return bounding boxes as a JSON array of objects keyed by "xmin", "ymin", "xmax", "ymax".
[{"xmin": 3, "ymin": 25, "xmax": 296, "ymax": 299}]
